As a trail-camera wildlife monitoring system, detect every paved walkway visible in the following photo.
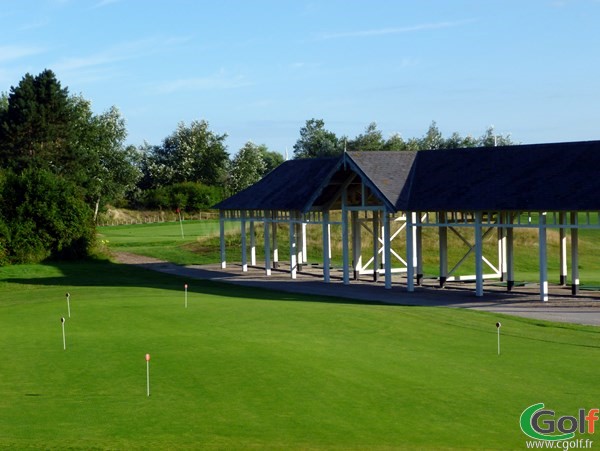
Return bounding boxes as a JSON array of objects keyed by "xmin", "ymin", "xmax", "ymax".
[{"xmin": 113, "ymin": 253, "xmax": 600, "ymax": 327}]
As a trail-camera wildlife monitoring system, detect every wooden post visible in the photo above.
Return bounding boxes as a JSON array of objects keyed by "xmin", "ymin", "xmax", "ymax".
[
  {"xmin": 439, "ymin": 213, "xmax": 448, "ymax": 288},
  {"xmin": 506, "ymin": 218, "xmax": 515, "ymax": 291},
  {"xmin": 289, "ymin": 212, "xmax": 297, "ymax": 279},
  {"xmin": 219, "ymin": 210, "xmax": 226, "ymax": 269},
  {"xmin": 559, "ymin": 212, "xmax": 567, "ymax": 286},
  {"xmin": 351, "ymin": 211, "xmax": 360, "ymax": 280},
  {"xmin": 249, "ymin": 219, "xmax": 256, "ymax": 266},
  {"xmin": 296, "ymin": 220, "xmax": 303, "ymax": 271},
  {"xmin": 322, "ymin": 211, "xmax": 330, "ymax": 283},
  {"xmin": 241, "ymin": 211, "xmax": 248, "ymax": 272},
  {"xmin": 539, "ymin": 212, "xmax": 549, "ymax": 302},
  {"xmin": 264, "ymin": 211, "xmax": 271, "ymax": 276},
  {"xmin": 302, "ymin": 222, "xmax": 308, "ymax": 265},
  {"xmin": 371, "ymin": 211, "xmax": 379, "ymax": 282},
  {"xmin": 272, "ymin": 219, "xmax": 279, "ymax": 269},
  {"xmin": 406, "ymin": 212, "xmax": 414, "ymax": 292},
  {"xmin": 384, "ymin": 210, "xmax": 392, "ymax": 289},
  {"xmin": 475, "ymin": 211, "xmax": 483, "ymax": 297},
  {"xmin": 416, "ymin": 213, "xmax": 423, "ymax": 286},
  {"xmin": 571, "ymin": 212, "xmax": 579, "ymax": 296},
  {"xmin": 342, "ymin": 190, "xmax": 350, "ymax": 285}
]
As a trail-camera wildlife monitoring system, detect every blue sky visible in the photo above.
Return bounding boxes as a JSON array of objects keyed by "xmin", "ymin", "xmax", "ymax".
[{"xmin": 2, "ymin": 0, "xmax": 600, "ymax": 155}]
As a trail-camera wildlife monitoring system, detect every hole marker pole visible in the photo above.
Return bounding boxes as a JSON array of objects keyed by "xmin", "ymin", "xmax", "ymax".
[
  {"xmin": 61, "ymin": 317, "xmax": 66, "ymax": 350},
  {"xmin": 496, "ymin": 322, "xmax": 501, "ymax": 355},
  {"xmin": 185, "ymin": 284, "xmax": 188, "ymax": 308},
  {"xmin": 66, "ymin": 292, "xmax": 71, "ymax": 318},
  {"xmin": 146, "ymin": 353, "xmax": 151, "ymax": 397}
]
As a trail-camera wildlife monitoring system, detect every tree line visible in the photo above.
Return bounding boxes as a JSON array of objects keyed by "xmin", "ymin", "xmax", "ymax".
[{"xmin": 0, "ymin": 69, "xmax": 514, "ymax": 264}]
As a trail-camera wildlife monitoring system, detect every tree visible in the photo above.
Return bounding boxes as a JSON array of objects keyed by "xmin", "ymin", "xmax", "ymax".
[
  {"xmin": 0, "ymin": 70, "xmax": 75, "ymax": 171},
  {"xmin": 84, "ymin": 106, "xmax": 141, "ymax": 220},
  {"xmin": 140, "ymin": 120, "xmax": 229, "ymax": 188},
  {"xmin": 477, "ymin": 126, "xmax": 514, "ymax": 147},
  {"xmin": 420, "ymin": 121, "xmax": 445, "ymax": 150},
  {"xmin": 293, "ymin": 118, "xmax": 343, "ymax": 158},
  {"xmin": 0, "ymin": 69, "xmax": 140, "ymax": 262},
  {"xmin": 229, "ymin": 141, "xmax": 267, "ymax": 194},
  {"xmin": 258, "ymin": 145, "xmax": 284, "ymax": 175},
  {"xmin": 347, "ymin": 122, "xmax": 386, "ymax": 152}
]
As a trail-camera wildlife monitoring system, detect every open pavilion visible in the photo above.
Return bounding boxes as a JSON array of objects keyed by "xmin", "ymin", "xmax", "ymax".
[{"xmin": 214, "ymin": 140, "xmax": 600, "ymax": 302}]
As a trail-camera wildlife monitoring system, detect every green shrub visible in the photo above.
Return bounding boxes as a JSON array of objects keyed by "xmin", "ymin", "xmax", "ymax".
[
  {"xmin": 141, "ymin": 182, "xmax": 223, "ymax": 211},
  {"xmin": 0, "ymin": 168, "xmax": 94, "ymax": 263}
]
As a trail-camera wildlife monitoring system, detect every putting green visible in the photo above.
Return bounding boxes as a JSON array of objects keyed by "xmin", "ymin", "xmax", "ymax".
[{"xmin": 0, "ymin": 260, "xmax": 598, "ymax": 449}]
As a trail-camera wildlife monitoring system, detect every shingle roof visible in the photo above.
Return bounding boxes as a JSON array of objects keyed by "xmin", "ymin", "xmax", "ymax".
[
  {"xmin": 400, "ymin": 140, "xmax": 600, "ymax": 211},
  {"xmin": 215, "ymin": 140, "xmax": 600, "ymax": 213},
  {"xmin": 213, "ymin": 157, "xmax": 340, "ymax": 211},
  {"xmin": 345, "ymin": 151, "xmax": 418, "ymax": 210}
]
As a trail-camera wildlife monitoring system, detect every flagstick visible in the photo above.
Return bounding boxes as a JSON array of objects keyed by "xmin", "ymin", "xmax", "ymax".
[
  {"xmin": 61, "ymin": 317, "xmax": 66, "ymax": 350},
  {"xmin": 496, "ymin": 322, "xmax": 502, "ymax": 355},
  {"xmin": 146, "ymin": 354, "xmax": 151, "ymax": 397},
  {"xmin": 66, "ymin": 292, "xmax": 71, "ymax": 318},
  {"xmin": 184, "ymin": 284, "xmax": 188, "ymax": 308}
]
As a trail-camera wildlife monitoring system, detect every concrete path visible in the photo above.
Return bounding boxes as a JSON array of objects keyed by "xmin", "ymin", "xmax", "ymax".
[{"xmin": 113, "ymin": 253, "xmax": 600, "ymax": 327}]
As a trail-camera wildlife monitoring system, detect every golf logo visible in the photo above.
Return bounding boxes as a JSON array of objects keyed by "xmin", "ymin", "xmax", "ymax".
[{"xmin": 520, "ymin": 403, "xmax": 598, "ymax": 442}]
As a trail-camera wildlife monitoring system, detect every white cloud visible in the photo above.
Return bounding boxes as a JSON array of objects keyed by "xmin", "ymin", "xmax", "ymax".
[
  {"xmin": 315, "ymin": 20, "xmax": 476, "ymax": 40},
  {"xmin": 0, "ymin": 45, "xmax": 44, "ymax": 63},
  {"xmin": 52, "ymin": 36, "xmax": 191, "ymax": 84},
  {"xmin": 152, "ymin": 72, "xmax": 252, "ymax": 94}
]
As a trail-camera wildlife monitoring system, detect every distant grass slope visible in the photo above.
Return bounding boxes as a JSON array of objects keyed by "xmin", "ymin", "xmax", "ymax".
[
  {"xmin": 97, "ymin": 220, "xmax": 236, "ymax": 265},
  {"xmin": 0, "ymin": 260, "xmax": 599, "ymax": 449}
]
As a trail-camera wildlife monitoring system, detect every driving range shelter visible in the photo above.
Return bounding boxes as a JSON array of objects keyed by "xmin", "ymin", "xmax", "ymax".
[{"xmin": 214, "ymin": 140, "xmax": 600, "ymax": 302}]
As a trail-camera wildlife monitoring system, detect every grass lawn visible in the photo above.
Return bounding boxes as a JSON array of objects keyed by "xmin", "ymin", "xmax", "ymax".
[
  {"xmin": 97, "ymin": 220, "xmax": 237, "ymax": 265},
  {"xmin": 99, "ymin": 218, "xmax": 600, "ymax": 286},
  {"xmin": 1, "ymin": 259, "xmax": 599, "ymax": 449}
]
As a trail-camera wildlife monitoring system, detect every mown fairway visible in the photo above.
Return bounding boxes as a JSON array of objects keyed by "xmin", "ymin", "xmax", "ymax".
[
  {"xmin": 1, "ymin": 259, "xmax": 599, "ymax": 450},
  {"xmin": 97, "ymin": 220, "xmax": 237, "ymax": 265}
]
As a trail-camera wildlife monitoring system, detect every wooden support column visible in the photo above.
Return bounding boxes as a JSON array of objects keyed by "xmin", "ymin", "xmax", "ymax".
[
  {"xmin": 296, "ymin": 221, "xmax": 303, "ymax": 271},
  {"xmin": 439, "ymin": 212, "xmax": 447, "ymax": 288},
  {"xmin": 499, "ymin": 213, "xmax": 508, "ymax": 282},
  {"xmin": 559, "ymin": 212, "xmax": 568, "ymax": 286},
  {"xmin": 506, "ymin": 218, "xmax": 515, "ymax": 292},
  {"xmin": 411, "ymin": 212, "xmax": 418, "ymax": 282},
  {"xmin": 241, "ymin": 211, "xmax": 248, "ymax": 272},
  {"xmin": 474, "ymin": 211, "xmax": 483, "ymax": 297},
  {"xmin": 342, "ymin": 190, "xmax": 350, "ymax": 285},
  {"xmin": 219, "ymin": 210, "xmax": 226, "ymax": 269},
  {"xmin": 372, "ymin": 211, "xmax": 380, "ymax": 282},
  {"xmin": 289, "ymin": 212, "xmax": 297, "ymax": 279},
  {"xmin": 249, "ymin": 219, "xmax": 256, "ymax": 266},
  {"xmin": 406, "ymin": 212, "xmax": 415, "ymax": 292},
  {"xmin": 539, "ymin": 212, "xmax": 549, "ymax": 302},
  {"xmin": 322, "ymin": 211, "xmax": 330, "ymax": 283},
  {"xmin": 383, "ymin": 210, "xmax": 392, "ymax": 289},
  {"xmin": 271, "ymin": 219, "xmax": 279, "ymax": 269},
  {"xmin": 302, "ymin": 222, "xmax": 308, "ymax": 265},
  {"xmin": 264, "ymin": 211, "xmax": 271, "ymax": 276},
  {"xmin": 571, "ymin": 212, "xmax": 579, "ymax": 296},
  {"xmin": 351, "ymin": 211, "xmax": 360, "ymax": 280},
  {"xmin": 415, "ymin": 213, "xmax": 423, "ymax": 286}
]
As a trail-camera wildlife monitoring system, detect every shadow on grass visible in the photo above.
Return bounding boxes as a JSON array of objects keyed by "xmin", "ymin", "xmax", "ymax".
[
  {"xmin": 0, "ymin": 258, "xmax": 392, "ymax": 308},
  {"xmin": 4, "ymin": 257, "xmax": 600, "ymax": 313}
]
